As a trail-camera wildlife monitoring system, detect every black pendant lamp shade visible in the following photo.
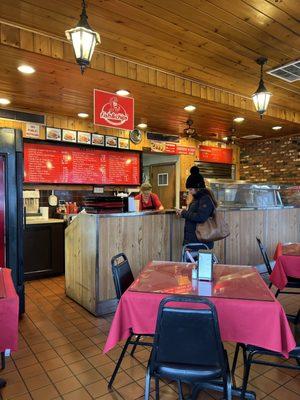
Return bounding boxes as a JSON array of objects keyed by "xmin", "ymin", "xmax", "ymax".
[
  {"xmin": 65, "ymin": 0, "xmax": 101, "ymax": 74},
  {"xmin": 252, "ymin": 57, "xmax": 272, "ymax": 118}
]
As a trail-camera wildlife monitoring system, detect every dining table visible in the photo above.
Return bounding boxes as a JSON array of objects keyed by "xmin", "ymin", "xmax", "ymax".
[
  {"xmin": 0, "ymin": 267, "xmax": 19, "ymax": 388},
  {"xmin": 270, "ymin": 243, "xmax": 300, "ymax": 290},
  {"xmin": 104, "ymin": 261, "xmax": 295, "ymax": 356}
]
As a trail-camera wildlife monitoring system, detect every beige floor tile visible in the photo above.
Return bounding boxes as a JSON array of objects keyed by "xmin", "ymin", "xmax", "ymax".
[
  {"xmin": 86, "ymin": 378, "xmax": 110, "ymax": 398},
  {"xmin": 35, "ymin": 349, "xmax": 58, "ymax": 362},
  {"xmin": 55, "ymin": 376, "xmax": 82, "ymax": 395},
  {"xmin": 251, "ymin": 375, "xmax": 280, "ymax": 394},
  {"xmin": 18, "ymin": 363, "xmax": 45, "ymax": 380},
  {"xmin": 14, "ymin": 355, "xmax": 38, "ymax": 369},
  {"xmin": 68, "ymin": 359, "xmax": 93, "ymax": 375},
  {"xmin": 286, "ymin": 376, "xmax": 300, "ymax": 395},
  {"xmin": 263, "ymin": 368, "xmax": 293, "ymax": 385},
  {"xmin": 62, "ymin": 387, "xmax": 92, "ymax": 400},
  {"xmin": 118, "ymin": 382, "xmax": 144, "ymax": 400},
  {"xmin": 270, "ymin": 385, "xmax": 300, "ymax": 400},
  {"xmin": 0, "ymin": 381, "xmax": 28, "ymax": 400},
  {"xmin": 126, "ymin": 365, "xmax": 146, "ymax": 381},
  {"xmin": 61, "ymin": 351, "xmax": 85, "ymax": 365},
  {"xmin": 55, "ymin": 344, "xmax": 77, "ymax": 356},
  {"xmin": 41, "ymin": 356, "xmax": 66, "ymax": 371},
  {"xmin": 76, "ymin": 368, "xmax": 103, "ymax": 386},
  {"xmin": 97, "ymin": 362, "xmax": 119, "ymax": 379},
  {"xmin": 25, "ymin": 373, "xmax": 52, "ymax": 391},
  {"xmin": 111, "ymin": 371, "xmax": 133, "ymax": 389},
  {"xmin": 47, "ymin": 366, "xmax": 74, "ymax": 383},
  {"xmin": 87, "ymin": 354, "xmax": 112, "ymax": 368},
  {"xmin": 30, "ymin": 383, "xmax": 59, "ymax": 400}
]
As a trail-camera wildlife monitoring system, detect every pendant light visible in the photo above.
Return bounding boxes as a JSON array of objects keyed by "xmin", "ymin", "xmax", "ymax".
[
  {"xmin": 65, "ymin": 0, "xmax": 101, "ymax": 74},
  {"xmin": 252, "ymin": 57, "xmax": 272, "ymax": 118}
]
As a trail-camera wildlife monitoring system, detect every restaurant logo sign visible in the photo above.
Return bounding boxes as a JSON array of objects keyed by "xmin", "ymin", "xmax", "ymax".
[{"xmin": 94, "ymin": 89, "xmax": 134, "ymax": 130}]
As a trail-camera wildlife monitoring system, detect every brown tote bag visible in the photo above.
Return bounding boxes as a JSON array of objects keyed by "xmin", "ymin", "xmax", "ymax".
[{"xmin": 195, "ymin": 197, "xmax": 230, "ymax": 242}]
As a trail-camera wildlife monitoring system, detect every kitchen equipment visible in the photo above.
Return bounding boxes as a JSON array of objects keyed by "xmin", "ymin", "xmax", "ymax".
[
  {"xmin": 23, "ymin": 190, "xmax": 40, "ymax": 216},
  {"xmin": 40, "ymin": 207, "xmax": 49, "ymax": 219},
  {"xmin": 48, "ymin": 190, "xmax": 58, "ymax": 206}
]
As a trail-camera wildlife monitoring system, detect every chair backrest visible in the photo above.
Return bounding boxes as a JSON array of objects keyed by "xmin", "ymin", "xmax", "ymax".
[
  {"xmin": 256, "ymin": 237, "xmax": 273, "ymax": 275},
  {"xmin": 181, "ymin": 243, "xmax": 209, "ymax": 262},
  {"xmin": 150, "ymin": 296, "xmax": 227, "ymax": 373},
  {"xmin": 111, "ymin": 253, "xmax": 134, "ymax": 299}
]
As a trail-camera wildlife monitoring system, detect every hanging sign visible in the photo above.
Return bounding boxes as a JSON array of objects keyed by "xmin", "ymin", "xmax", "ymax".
[
  {"xmin": 24, "ymin": 123, "xmax": 41, "ymax": 139},
  {"xmin": 199, "ymin": 145, "xmax": 233, "ymax": 164},
  {"xmin": 94, "ymin": 89, "xmax": 134, "ymax": 130},
  {"xmin": 151, "ymin": 141, "xmax": 196, "ymax": 155}
]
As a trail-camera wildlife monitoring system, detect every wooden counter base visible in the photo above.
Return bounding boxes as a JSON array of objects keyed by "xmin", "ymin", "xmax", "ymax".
[{"xmin": 65, "ymin": 209, "xmax": 299, "ymax": 316}]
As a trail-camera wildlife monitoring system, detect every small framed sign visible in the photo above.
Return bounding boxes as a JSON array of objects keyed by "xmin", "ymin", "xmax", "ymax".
[
  {"xmin": 197, "ymin": 250, "xmax": 213, "ymax": 281},
  {"xmin": 46, "ymin": 127, "xmax": 61, "ymax": 141},
  {"xmin": 25, "ymin": 123, "xmax": 40, "ymax": 139},
  {"xmin": 105, "ymin": 135, "xmax": 118, "ymax": 148},
  {"xmin": 77, "ymin": 131, "xmax": 91, "ymax": 145},
  {"xmin": 91, "ymin": 133, "xmax": 105, "ymax": 146},
  {"xmin": 62, "ymin": 129, "xmax": 77, "ymax": 143},
  {"xmin": 118, "ymin": 137, "xmax": 130, "ymax": 150}
]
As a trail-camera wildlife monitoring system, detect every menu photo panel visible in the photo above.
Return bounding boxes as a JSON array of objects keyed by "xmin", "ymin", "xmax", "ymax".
[
  {"xmin": 46, "ymin": 127, "xmax": 61, "ymax": 141},
  {"xmin": 62, "ymin": 129, "xmax": 77, "ymax": 143},
  {"xmin": 77, "ymin": 131, "xmax": 91, "ymax": 145},
  {"xmin": 91, "ymin": 133, "xmax": 105, "ymax": 146}
]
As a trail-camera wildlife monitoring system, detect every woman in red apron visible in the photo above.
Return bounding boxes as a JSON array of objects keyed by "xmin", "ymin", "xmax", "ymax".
[{"xmin": 135, "ymin": 182, "xmax": 164, "ymax": 211}]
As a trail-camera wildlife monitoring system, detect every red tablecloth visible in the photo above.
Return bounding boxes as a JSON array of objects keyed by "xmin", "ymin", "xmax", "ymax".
[
  {"xmin": 0, "ymin": 268, "xmax": 19, "ymax": 352},
  {"xmin": 270, "ymin": 255, "xmax": 300, "ymax": 290},
  {"xmin": 274, "ymin": 242, "xmax": 300, "ymax": 260},
  {"xmin": 104, "ymin": 266, "xmax": 295, "ymax": 357}
]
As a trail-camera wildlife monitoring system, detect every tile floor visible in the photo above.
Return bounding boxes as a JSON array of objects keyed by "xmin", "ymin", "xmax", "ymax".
[{"xmin": 0, "ymin": 276, "xmax": 299, "ymax": 400}]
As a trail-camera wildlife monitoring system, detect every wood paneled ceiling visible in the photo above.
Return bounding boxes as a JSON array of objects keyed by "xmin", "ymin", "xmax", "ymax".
[
  {"xmin": 0, "ymin": 0, "xmax": 299, "ymax": 140},
  {"xmin": 0, "ymin": 44, "xmax": 299, "ymax": 140},
  {"xmin": 0, "ymin": 0, "xmax": 299, "ymax": 112}
]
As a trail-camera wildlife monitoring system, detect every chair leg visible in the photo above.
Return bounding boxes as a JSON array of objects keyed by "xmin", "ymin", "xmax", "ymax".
[
  {"xmin": 240, "ymin": 354, "xmax": 253, "ymax": 400},
  {"xmin": 268, "ymin": 282, "xmax": 272, "ymax": 289},
  {"xmin": 231, "ymin": 344, "xmax": 240, "ymax": 385},
  {"xmin": 177, "ymin": 380, "xmax": 184, "ymax": 400},
  {"xmin": 155, "ymin": 376, "xmax": 159, "ymax": 400},
  {"xmin": 130, "ymin": 334, "xmax": 141, "ymax": 357},
  {"xmin": 223, "ymin": 373, "xmax": 232, "ymax": 400},
  {"xmin": 295, "ymin": 309, "xmax": 300, "ymax": 325},
  {"xmin": 275, "ymin": 289, "xmax": 280, "ymax": 298},
  {"xmin": 191, "ymin": 384, "xmax": 200, "ymax": 400},
  {"xmin": 1, "ymin": 352, "xmax": 5, "ymax": 370},
  {"xmin": 108, "ymin": 335, "xmax": 133, "ymax": 388},
  {"xmin": 144, "ymin": 367, "xmax": 151, "ymax": 400}
]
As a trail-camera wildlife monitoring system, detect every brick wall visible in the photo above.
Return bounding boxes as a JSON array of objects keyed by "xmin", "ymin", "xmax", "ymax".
[{"xmin": 240, "ymin": 136, "xmax": 300, "ymax": 183}]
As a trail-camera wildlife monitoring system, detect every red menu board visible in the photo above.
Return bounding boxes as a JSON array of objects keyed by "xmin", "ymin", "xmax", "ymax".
[
  {"xmin": 199, "ymin": 145, "xmax": 233, "ymax": 164},
  {"xmin": 24, "ymin": 142, "xmax": 141, "ymax": 185}
]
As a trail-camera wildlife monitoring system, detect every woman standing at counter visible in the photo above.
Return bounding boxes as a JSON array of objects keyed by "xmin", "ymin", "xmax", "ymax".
[
  {"xmin": 176, "ymin": 167, "xmax": 216, "ymax": 249},
  {"xmin": 135, "ymin": 182, "xmax": 164, "ymax": 211}
]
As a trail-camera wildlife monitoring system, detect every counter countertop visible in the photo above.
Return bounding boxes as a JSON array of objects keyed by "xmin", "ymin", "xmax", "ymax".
[{"xmin": 26, "ymin": 218, "xmax": 65, "ymax": 225}]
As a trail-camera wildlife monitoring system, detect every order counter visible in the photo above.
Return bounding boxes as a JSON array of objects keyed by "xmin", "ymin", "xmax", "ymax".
[{"xmin": 65, "ymin": 207, "xmax": 300, "ymax": 316}]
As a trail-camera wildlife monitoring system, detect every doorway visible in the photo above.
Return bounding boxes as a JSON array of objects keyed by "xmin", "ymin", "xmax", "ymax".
[{"xmin": 142, "ymin": 153, "xmax": 179, "ymax": 209}]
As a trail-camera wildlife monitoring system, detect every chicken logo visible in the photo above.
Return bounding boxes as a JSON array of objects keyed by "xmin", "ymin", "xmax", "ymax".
[{"xmin": 99, "ymin": 96, "xmax": 129, "ymax": 126}]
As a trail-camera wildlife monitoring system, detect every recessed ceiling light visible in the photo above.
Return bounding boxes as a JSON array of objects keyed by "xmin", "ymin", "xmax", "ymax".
[
  {"xmin": 184, "ymin": 105, "xmax": 196, "ymax": 112},
  {"xmin": 17, "ymin": 65, "xmax": 36, "ymax": 74},
  {"xmin": 241, "ymin": 134, "xmax": 262, "ymax": 139},
  {"xmin": 0, "ymin": 98, "xmax": 11, "ymax": 105},
  {"xmin": 222, "ymin": 137, "xmax": 228, "ymax": 141},
  {"xmin": 233, "ymin": 117, "xmax": 245, "ymax": 123},
  {"xmin": 137, "ymin": 122, "xmax": 147, "ymax": 129},
  {"xmin": 115, "ymin": 89, "xmax": 130, "ymax": 96},
  {"xmin": 78, "ymin": 112, "xmax": 89, "ymax": 118},
  {"xmin": 272, "ymin": 126, "xmax": 282, "ymax": 131}
]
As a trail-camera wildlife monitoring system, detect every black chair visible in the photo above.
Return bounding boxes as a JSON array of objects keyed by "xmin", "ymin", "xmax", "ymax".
[
  {"xmin": 108, "ymin": 253, "xmax": 153, "ymax": 388},
  {"xmin": 256, "ymin": 237, "xmax": 300, "ymax": 297},
  {"xmin": 144, "ymin": 296, "xmax": 232, "ymax": 400},
  {"xmin": 255, "ymin": 237, "xmax": 274, "ymax": 287},
  {"xmin": 231, "ymin": 321, "xmax": 300, "ymax": 399},
  {"xmin": 181, "ymin": 243, "xmax": 219, "ymax": 264}
]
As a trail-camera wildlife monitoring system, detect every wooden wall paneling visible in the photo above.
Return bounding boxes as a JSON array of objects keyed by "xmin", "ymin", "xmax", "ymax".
[
  {"xmin": 225, "ymin": 210, "xmax": 264, "ymax": 265},
  {"xmin": 0, "ymin": 24, "xmax": 20, "ymax": 48},
  {"xmin": 33, "ymin": 35, "xmax": 51, "ymax": 56},
  {"xmin": 65, "ymin": 215, "xmax": 97, "ymax": 313},
  {"xmin": 51, "ymin": 39, "xmax": 63, "ymax": 59},
  {"xmin": 19, "ymin": 30, "xmax": 34, "ymax": 51}
]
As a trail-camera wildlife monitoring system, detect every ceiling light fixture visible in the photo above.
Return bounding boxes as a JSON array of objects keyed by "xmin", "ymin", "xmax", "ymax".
[
  {"xmin": 233, "ymin": 117, "xmax": 245, "ymax": 123},
  {"xmin": 272, "ymin": 126, "xmax": 282, "ymax": 131},
  {"xmin": 252, "ymin": 57, "xmax": 272, "ymax": 118},
  {"xmin": 78, "ymin": 112, "xmax": 89, "ymax": 118},
  {"xmin": 0, "ymin": 98, "xmax": 11, "ymax": 105},
  {"xmin": 17, "ymin": 65, "xmax": 35, "ymax": 74},
  {"xmin": 115, "ymin": 89, "xmax": 130, "ymax": 96},
  {"xmin": 137, "ymin": 122, "xmax": 147, "ymax": 130},
  {"xmin": 184, "ymin": 105, "xmax": 196, "ymax": 112},
  {"xmin": 65, "ymin": 0, "xmax": 101, "ymax": 74}
]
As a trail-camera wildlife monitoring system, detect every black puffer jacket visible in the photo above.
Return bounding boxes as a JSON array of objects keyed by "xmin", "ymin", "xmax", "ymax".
[{"xmin": 181, "ymin": 189, "xmax": 215, "ymax": 249}]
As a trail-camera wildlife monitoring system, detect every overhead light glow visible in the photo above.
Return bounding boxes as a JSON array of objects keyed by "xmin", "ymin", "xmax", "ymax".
[
  {"xmin": 184, "ymin": 105, "xmax": 196, "ymax": 112},
  {"xmin": 78, "ymin": 112, "xmax": 89, "ymax": 118},
  {"xmin": 116, "ymin": 89, "xmax": 130, "ymax": 96},
  {"xmin": 137, "ymin": 122, "xmax": 147, "ymax": 129},
  {"xmin": 222, "ymin": 137, "xmax": 228, "ymax": 141},
  {"xmin": 0, "ymin": 98, "xmax": 11, "ymax": 105},
  {"xmin": 233, "ymin": 117, "xmax": 245, "ymax": 123},
  {"xmin": 272, "ymin": 126, "xmax": 282, "ymax": 131},
  {"xmin": 18, "ymin": 65, "xmax": 36, "ymax": 74}
]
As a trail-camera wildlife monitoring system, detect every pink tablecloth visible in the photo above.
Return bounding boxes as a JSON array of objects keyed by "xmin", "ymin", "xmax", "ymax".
[
  {"xmin": 270, "ymin": 255, "xmax": 300, "ymax": 290},
  {"xmin": 0, "ymin": 268, "xmax": 19, "ymax": 352},
  {"xmin": 104, "ymin": 287, "xmax": 295, "ymax": 358}
]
